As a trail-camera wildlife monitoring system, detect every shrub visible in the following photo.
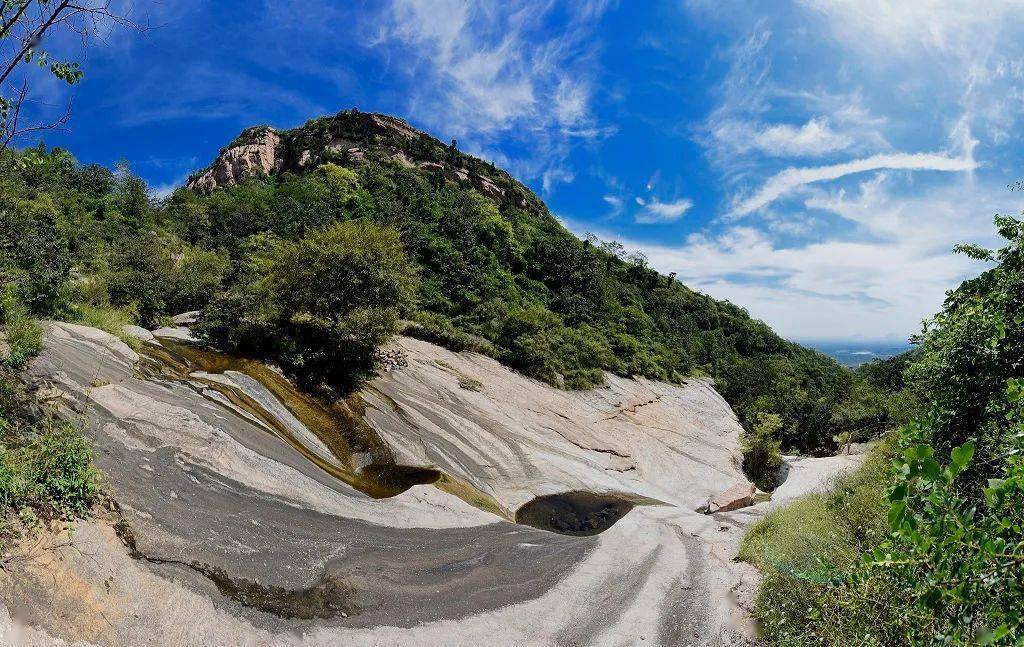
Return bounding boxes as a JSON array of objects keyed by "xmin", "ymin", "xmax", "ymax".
[
  {"xmin": 741, "ymin": 412, "xmax": 785, "ymax": 490},
  {"xmin": 197, "ymin": 219, "xmax": 418, "ymax": 390},
  {"xmin": 0, "ymin": 290, "xmax": 41, "ymax": 369},
  {"xmin": 739, "ymin": 436, "xmax": 896, "ymax": 645},
  {"xmin": 69, "ymin": 303, "xmax": 140, "ymax": 350},
  {"xmin": 0, "ymin": 374, "xmax": 98, "ymax": 520}
]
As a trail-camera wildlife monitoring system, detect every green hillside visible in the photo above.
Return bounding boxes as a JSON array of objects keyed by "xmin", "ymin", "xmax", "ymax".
[{"xmin": 0, "ymin": 111, "xmax": 898, "ymax": 455}]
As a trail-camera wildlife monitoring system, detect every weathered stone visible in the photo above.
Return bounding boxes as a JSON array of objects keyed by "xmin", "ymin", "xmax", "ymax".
[
  {"xmin": 390, "ymin": 151, "xmax": 416, "ymax": 168},
  {"xmin": 171, "ymin": 311, "xmax": 200, "ymax": 325},
  {"xmin": 121, "ymin": 325, "xmax": 155, "ymax": 343},
  {"xmin": 371, "ymin": 114, "xmax": 421, "ymax": 139},
  {"xmin": 445, "ymin": 167, "xmax": 471, "ymax": 183},
  {"xmin": 473, "ymin": 175, "xmax": 505, "ymax": 200},
  {"xmin": 325, "ymin": 137, "xmax": 357, "ymax": 153},
  {"xmin": 707, "ymin": 481, "xmax": 757, "ymax": 513},
  {"xmin": 417, "ymin": 161, "xmax": 445, "ymax": 173},
  {"xmin": 187, "ymin": 128, "xmax": 283, "ymax": 194},
  {"xmin": 0, "ymin": 331, "xmax": 8, "ymax": 362}
]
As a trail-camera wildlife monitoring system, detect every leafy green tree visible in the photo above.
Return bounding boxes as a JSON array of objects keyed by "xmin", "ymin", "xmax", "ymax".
[
  {"xmin": 197, "ymin": 219, "xmax": 418, "ymax": 390},
  {"xmin": 1, "ymin": 1, "xmax": 141, "ymax": 148},
  {"xmin": 742, "ymin": 412, "xmax": 785, "ymax": 491}
]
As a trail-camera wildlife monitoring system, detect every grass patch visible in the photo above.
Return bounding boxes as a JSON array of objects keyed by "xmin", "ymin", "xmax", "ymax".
[
  {"xmin": 69, "ymin": 303, "xmax": 141, "ymax": 350},
  {"xmin": 0, "ymin": 373, "xmax": 99, "ymax": 524},
  {"xmin": 739, "ymin": 436, "xmax": 897, "ymax": 645},
  {"xmin": 0, "ymin": 290, "xmax": 42, "ymax": 369}
]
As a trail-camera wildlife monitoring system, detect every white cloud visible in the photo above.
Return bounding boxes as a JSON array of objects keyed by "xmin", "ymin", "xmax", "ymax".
[
  {"xmin": 730, "ymin": 150, "xmax": 977, "ymax": 217},
  {"xmin": 375, "ymin": 0, "xmax": 610, "ymax": 186},
  {"xmin": 603, "ymin": 194, "xmax": 624, "ymax": 216},
  {"xmin": 636, "ymin": 198, "xmax": 694, "ymax": 224},
  {"xmin": 753, "ymin": 118, "xmax": 853, "ymax": 157},
  {"xmin": 626, "ymin": 173, "xmax": 1012, "ymax": 340},
  {"xmin": 542, "ymin": 167, "xmax": 575, "ymax": 193}
]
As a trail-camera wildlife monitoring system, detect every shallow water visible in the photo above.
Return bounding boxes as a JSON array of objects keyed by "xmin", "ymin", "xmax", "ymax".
[{"xmin": 138, "ymin": 339, "xmax": 442, "ymax": 499}]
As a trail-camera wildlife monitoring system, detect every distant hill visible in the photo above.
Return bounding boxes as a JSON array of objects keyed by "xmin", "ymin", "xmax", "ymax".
[{"xmin": 809, "ymin": 341, "xmax": 915, "ymax": 367}]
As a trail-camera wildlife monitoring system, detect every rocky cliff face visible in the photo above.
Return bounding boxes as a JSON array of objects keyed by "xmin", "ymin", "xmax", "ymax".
[
  {"xmin": 186, "ymin": 111, "xmax": 529, "ymax": 209},
  {"xmin": 188, "ymin": 127, "xmax": 284, "ymax": 194}
]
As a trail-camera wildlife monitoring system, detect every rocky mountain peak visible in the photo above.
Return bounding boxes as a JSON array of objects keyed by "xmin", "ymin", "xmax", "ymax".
[{"xmin": 185, "ymin": 110, "xmax": 531, "ymax": 210}]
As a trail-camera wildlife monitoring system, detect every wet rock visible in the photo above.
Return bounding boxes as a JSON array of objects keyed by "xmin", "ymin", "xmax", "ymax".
[{"xmin": 515, "ymin": 492, "xmax": 635, "ymax": 536}]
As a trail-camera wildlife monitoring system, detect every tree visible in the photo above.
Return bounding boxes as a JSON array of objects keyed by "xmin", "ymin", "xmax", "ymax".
[
  {"xmin": 741, "ymin": 412, "xmax": 784, "ymax": 491},
  {"xmin": 197, "ymin": 219, "xmax": 419, "ymax": 390},
  {"xmin": 1, "ymin": 1, "xmax": 143, "ymax": 149}
]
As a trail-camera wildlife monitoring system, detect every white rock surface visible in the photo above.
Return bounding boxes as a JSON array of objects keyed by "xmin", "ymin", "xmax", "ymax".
[{"xmin": 3, "ymin": 322, "xmax": 864, "ymax": 646}]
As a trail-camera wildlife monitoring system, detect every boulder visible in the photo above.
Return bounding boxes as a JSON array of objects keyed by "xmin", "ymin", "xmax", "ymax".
[
  {"xmin": 370, "ymin": 114, "xmax": 421, "ymax": 139},
  {"xmin": 172, "ymin": 311, "xmax": 200, "ymax": 325},
  {"xmin": 122, "ymin": 325, "xmax": 155, "ymax": 343},
  {"xmin": 473, "ymin": 175, "xmax": 505, "ymax": 200},
  {"xmin": 389, "ymin": 151, "xmax": 416, "ymax": 168},
  {"xmin": 0, "ymin": 331, "xmax": 9, "ymax": 363},
  {"xmin": 707, "ymin": 481, "xmax": 757, "ymax": 513},
  {"xmin": 444, "ymin": 167, "xmax": 471, "ymax": 184}
]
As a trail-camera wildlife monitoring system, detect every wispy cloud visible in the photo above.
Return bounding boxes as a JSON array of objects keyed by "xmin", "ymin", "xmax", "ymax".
[
  {"xmin": 597, "ymin": 174, "xmax": 1013, "ymax": 340},
  {"xmin": 636, "ymin": 197, "xmax": 693, "ymax": 223},
  {"xmin": 372, "ymin": 0, "xmax": 612, "ymax": 185},
  {"xmin": 730, "ymin": 150, "xmax": 978, "ymax": 217},
  {"xmin": 751, "ymin": 118, "xmax": 853, "ymax": 157}
]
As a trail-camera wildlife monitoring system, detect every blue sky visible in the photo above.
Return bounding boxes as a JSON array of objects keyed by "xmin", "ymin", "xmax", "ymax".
[{"xmin": 25, "ymin": 0, "xmax": 1024, "ymax": 342}]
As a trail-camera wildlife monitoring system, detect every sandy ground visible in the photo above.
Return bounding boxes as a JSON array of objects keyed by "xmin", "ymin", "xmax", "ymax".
[{"xmin": 0, "ymin": 323, "xmax": 862, "ymax": 646}]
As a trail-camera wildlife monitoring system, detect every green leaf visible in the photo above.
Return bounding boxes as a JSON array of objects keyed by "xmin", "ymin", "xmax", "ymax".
[
  {"xmin": 950, "ymin": 441, "xmax": 974, "ymax": 472},
  {"xmin": 888, "ymin": 500, "xmax": 908, "ymax": 530}
]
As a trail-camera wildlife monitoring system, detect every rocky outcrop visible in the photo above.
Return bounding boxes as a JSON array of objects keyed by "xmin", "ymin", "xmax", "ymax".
[
  {"xmin": 187, "ymin": 127, "xmax": 284, "ymax": 194},
  {"xmin": 184, "ymin": 111, "xmax": 533, "ymax": 210},
  {"xmin": 5, "ymin": 322, "xmax": 865, "ymax": 646}
]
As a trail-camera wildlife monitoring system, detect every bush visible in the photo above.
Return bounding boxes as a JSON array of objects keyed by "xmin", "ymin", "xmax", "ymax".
[
  {"xmin": 197, "ymin": 219, "xmax": 418, "ymax": 390},
  {"xmin": 745, "ymin": 217, "xmax": 1024, "ymax": 645},
  {"xmin": 739, "ymin": 437, "xmax": 896, "ymax": 645},
  {"xmin": 741, "ymin": 412, "xmax": 784, "ymax": 490},
  {"xmin": 70, "ymin": 303, "xmax": 140, "ymax": 349},
  {"xmin": 0, "ymin": 289, "xmax": 42, "ymax": 368},
  {"xmin": 0, "ymin": 374, "xmax": 98, "ymax": 520}
]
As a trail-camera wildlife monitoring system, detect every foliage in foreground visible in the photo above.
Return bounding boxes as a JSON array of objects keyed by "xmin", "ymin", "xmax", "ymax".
[
  {"xmin": 745, "ymin": 217, "xmax": 1024, "ymax": 645},
  {"xmin": 741, "ymin": 412, "xmax": 785, "ymax": 491},
  {"xmin": 0, "ymin": 300, "xmax": 98, "ymax": 529}
]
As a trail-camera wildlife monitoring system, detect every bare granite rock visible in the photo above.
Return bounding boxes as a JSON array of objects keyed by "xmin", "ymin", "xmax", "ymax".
[
  {"xmin": 3, "ymin": 322, "xmax": 864, "ymax": 646},
  {"xmin": 187, "ymin": 127, "xmax": 283, "ymax": 194},
  {"xmin": 708, "ymin": 482, "xmax": 757, "ymax": 513}
]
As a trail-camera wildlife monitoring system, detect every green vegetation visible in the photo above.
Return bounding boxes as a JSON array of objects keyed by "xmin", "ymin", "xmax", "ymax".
[
  {"xmin": 0, "ymin": 111, "xmax": 903, "ymax": 454},
  {"xmin": 743, "ymin": 216, "xmax": 1024, "ymax": 645},
  {"xmin": 0, "ymin": 288, "xmax": 42, "ymax": 369},
  {"xmin": 195, "ymin": 219, "xmax": 419, "ymax": 390},
  {"xmin": 740, "ymin": 412, "xmax": 785, "ymax": 491},
  {"xmin": 0, "ymin": 293, "xmax": 98, "ymax": 537}
]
